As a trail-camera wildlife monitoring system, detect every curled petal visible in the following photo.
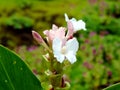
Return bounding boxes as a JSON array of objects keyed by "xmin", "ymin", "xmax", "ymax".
[{"xmin": 66, "ymin": 21, "xmax": 74, "ymax": 39}]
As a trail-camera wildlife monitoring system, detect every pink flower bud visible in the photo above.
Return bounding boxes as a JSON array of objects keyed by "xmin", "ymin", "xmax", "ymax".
[
  {"xmin": 32, "ymin": 31, "xmax": 44, "ymax": 43},
  {"xmin": 32, "ymin": 31, "xmax": 52, "ymax": 53}
]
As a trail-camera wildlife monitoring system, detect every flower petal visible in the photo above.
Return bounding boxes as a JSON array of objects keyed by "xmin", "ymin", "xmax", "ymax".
[
  {"xmin": 56, "ymin": 27, "xmax": 66, "ymax": 40},
  {"xmin": 43, "ymin": 30, "xmax": 49, "ymax": 35},
  {"xmin": 64, "ymin": 13, "xmax": 86, "ymax": 31},
  {"xmin": 72, "ymin": 20, "xmax": 86, "ymax": 31},
  {"xmin": 70, "ymin": 18, "xmax": 77, "ymax": 22},
  {"xmin": 52, "ymin": 38, "xmax": 62, "ymax": 52},
  {"xmin": 65, "ymin": 51, "xmax": 77, "ymax": 64},
  {"xmin": 54, "ymin": 52, "xmax": 65, "ymax": 63},
  {"xmin": 66, "ymin": 38, "xmax": 79, "ymax": 54},
  {"xmin": 52, "ymin": 38, "xmax": 65, "ymax": 63},
  {"xmin": 52, "ymin": 24, "xmax": 58, "ymax": 30},
  {"xmin": 66, "ymin": 21, "xmax": 74, "ymax": 39}
]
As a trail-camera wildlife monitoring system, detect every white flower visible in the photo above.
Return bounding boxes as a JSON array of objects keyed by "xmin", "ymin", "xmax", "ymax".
[
  {"xmin": 52, "ymin": 37, "xmax": 79, "ymax": 64},
  {"xmin": 64, "ymin": 13, "xmax": 86, "ymax": 31}
]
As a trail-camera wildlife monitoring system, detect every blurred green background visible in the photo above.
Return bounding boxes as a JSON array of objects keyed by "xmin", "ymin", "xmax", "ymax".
[{"xmin": 0, "ymin": 0, "xmax": 120, "ymax": 90}]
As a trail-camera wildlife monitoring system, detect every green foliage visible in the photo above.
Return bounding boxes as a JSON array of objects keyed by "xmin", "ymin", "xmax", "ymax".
[
  {"xmin": 83, "ymin": 0, "xmax": 120, "ymax": 35},
  {"xmin": 0, "ymin": 0, "xmax": 120, "ymax": 47},
  {"xmin": 104, "ymin": 18, "xmax": 120, "ymax": 35},
  {"xmin": 0, "ymin": 45, "xmax": 43, "ymax": 90},
  {"xmin": 18, "ymin": 0, "xmax": 33, "ymax": 9},
  {"xmin": 5, "ymin": 15, "xmax": 33, "ymax": 29},
  {"xmin": 69, "ymin": 33, "xmax": 120, "ymax": 90}
]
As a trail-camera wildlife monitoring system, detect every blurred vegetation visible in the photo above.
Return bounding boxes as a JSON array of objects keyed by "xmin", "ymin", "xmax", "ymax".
[
  {"xmin": 0, "ymin": 0, "xmax": 119, "ymax": 48},
  {"xmin": 0, "ymin": 0, "xmax": 120, "ymax": 90}
]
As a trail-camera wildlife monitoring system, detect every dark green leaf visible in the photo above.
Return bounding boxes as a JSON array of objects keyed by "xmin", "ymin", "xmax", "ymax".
[{"xmin": 0, "ymin": 45, "xmax": 43, "ymax": 90}]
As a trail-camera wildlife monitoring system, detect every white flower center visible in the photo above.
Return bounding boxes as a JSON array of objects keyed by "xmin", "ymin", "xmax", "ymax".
[{"xmin": 61, "ymin": 46, "xmax": 67, "ymax": 54}]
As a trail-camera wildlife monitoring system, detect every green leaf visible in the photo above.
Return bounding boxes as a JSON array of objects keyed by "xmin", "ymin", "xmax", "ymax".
[
  {"xmin": 0, "ymin": 45, "xmax": 43, "ymax": 90},
  {"xmin": 103, "ymin": 83, "xmax": 120, "ymax": 90}
]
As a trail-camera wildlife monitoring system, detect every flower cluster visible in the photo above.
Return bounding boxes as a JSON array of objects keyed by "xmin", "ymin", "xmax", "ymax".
[{"xmin": 32, "ymin": 13, "xmax": 86, "ymax": 64}]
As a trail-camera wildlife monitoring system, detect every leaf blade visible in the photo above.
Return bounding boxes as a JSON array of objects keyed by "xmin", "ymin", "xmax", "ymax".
[
  {"xmin": 0, "ymin": 45, "xmax": 43, "ymax": 90},
  {"xmin": 103, "ymin": 83, "xmax": 120, "ymax": 90}
]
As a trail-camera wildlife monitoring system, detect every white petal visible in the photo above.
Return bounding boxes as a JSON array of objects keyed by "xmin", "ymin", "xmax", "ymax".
[
  {"xmin": 69, "ymin": 19, "xmax": 86, "ymax": 31},
  {"xmin": 52, "ymin": 38, "xmax": 65, "ymax": 63},
  {"xmin": 72, "ymin": 20, "xmax": 86, "ymax": 31},
  {"xmin": 52, "ymin": 38, "xmax": 62, "ymax": 52},
  {"xmin": 64, "ymin": 13, "xmax": 69, "ymax": 22},
  {"xmin": 52, "ymin": 24, "xmax": 58, "ymax": 30},
  {"xmin": 65, "ymin": 51, "xmax": 77, "ymax": 64},
  {"xmin": 54, "ymin": 52, "xmax": 65, "ymax": 63},
  {"xmin": 70, "ymin": 18, "xmax": 77, "ymax": 22},
  {"xmin": 77, "ymin": 20, "xmax": 86, "ymax": 30},
  {"xmin": 64, "ymin": 14, "xmax": 86, "ymax": 31},
  {"xmin": 66, "ymin": 38, "xmax": 79, "ymax": 54}
]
